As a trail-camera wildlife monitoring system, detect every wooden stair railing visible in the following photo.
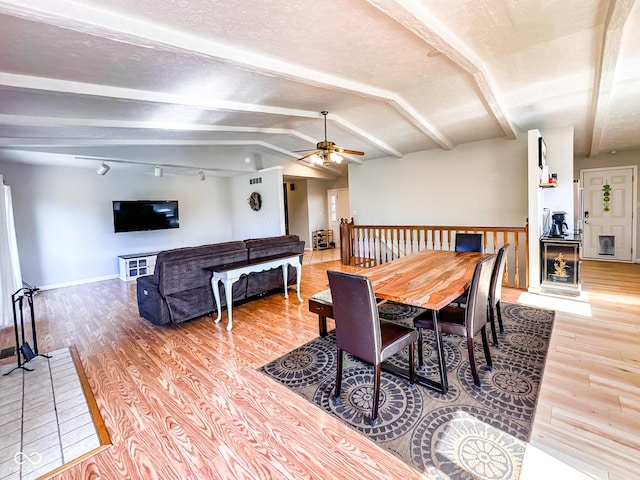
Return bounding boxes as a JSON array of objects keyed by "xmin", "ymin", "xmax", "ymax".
[{"xmin": 339, "ymin": 219, "xmax": 529, "ymax": 289}]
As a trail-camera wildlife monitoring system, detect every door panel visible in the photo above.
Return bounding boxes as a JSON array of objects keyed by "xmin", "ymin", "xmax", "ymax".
[{"xmin": 581, "ymin": 168, "xmax": 634, "ymax": 261}]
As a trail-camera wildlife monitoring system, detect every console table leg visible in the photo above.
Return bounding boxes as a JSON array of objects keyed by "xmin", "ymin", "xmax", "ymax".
[
  {"xmin": 224, "ymin": 279, "xmax": 234, "ymax": 331},
  {"xmin": 295, "ymin": 263, "xmax": 303, "ymax": 303},
  {"xmin": 282, "ymin": 264, "xmax": 289, "ymax": 299},
  {"xmin": 212, "ymin": 277, "xmax": 222, "ymax": 324}
]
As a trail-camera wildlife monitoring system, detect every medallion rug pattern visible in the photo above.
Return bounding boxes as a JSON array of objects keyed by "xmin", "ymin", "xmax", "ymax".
[{"xmin": 260, "ymin": 302, "xmax": 554, "ymax": 479}]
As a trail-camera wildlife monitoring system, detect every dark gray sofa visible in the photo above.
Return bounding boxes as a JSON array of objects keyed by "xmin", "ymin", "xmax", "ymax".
[{"xmin": 136, "ymin": 235, "xmax": 305, "ymax": 326}]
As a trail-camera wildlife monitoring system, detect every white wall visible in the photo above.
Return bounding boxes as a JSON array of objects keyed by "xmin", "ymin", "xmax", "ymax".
[
  {"xmin": 0, "ymin": 162, "xmax": 232, "ymax": 288},
  {"xmin": 285, "ymin": 180, "xmax": 310, "ymax": 248},
  {"xmin": 230, "ymin": 167, "xmax": 285, "ymax": 239},
  {"xmin": 307, "ymin": 178, "xmax": 332, "ymax": 243},
  {"xmin": 540, "ymin": 126, "xmax": 575, "ymax": 227},
  {"xmin": 348, "ymin": 136, "xmax": 529, "ymax": 227}
]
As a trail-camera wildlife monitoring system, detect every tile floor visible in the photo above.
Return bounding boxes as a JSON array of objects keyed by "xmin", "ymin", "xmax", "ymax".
[{"xmin": 0, "ymin": 348, "xmax": 100, "ymax": 480}]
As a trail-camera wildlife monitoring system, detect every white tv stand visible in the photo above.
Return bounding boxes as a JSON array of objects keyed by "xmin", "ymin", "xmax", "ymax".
[{"xmin": 118, "ymin": 252, "xmax": 158, "ymax": 281}]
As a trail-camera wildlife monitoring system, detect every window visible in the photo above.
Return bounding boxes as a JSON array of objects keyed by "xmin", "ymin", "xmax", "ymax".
[{"xmin": 330, "ymin": 195, "xmax": 337, "ymax": 222}]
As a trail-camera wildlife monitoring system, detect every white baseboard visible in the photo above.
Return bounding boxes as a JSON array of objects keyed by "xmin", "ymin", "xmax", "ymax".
[{"xmin": 39, "ymin": 274, "xmax": 119, "ymax": 291}]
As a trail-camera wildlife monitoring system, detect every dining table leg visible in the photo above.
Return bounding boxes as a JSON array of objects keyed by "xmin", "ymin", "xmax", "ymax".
[{"xmin": 431, "ymin": 309, "xmax": 449, "ymax": 394}]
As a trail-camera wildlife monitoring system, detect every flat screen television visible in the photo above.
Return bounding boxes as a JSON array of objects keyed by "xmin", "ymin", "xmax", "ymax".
[{"xmin": 113, "ymin": 200, "xmax": 179, "ymax": 233}]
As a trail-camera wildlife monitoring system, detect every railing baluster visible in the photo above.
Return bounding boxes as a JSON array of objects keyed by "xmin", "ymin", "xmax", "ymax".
[{"xmin": 340, "ymin": 222, "xmax": 529, "ymax": 288}]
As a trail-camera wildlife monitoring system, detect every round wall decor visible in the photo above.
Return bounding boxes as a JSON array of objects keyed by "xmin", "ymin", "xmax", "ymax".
[{"xmin": 248, "ymin": 191, "xmax": 262, "ymax": 211}]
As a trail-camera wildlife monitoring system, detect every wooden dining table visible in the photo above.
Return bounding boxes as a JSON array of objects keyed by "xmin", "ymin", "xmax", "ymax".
[{"xmin": 360, "ymin": 249, "xmax": 492, "ymax": 394}]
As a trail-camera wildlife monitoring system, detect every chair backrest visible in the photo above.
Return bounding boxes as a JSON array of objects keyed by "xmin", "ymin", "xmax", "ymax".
[
  {"xmin": 455, "ymin": 233, "xmax": 483, "ymax": 253},
  {"xmin": 327, "ymin": 270, "xmax": 382, "ymax": 365},
  {"xmin": 489, "ymin": 243, "xmax": 510, "ymax": 306},
  {"xmin": 464, "ymin": 255, "xmax": 496, "ymax": 337}
]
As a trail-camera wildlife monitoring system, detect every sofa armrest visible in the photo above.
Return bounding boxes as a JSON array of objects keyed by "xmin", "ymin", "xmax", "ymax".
[{"xmin": 136, "ymin": 275, "xmax": 171, "ymax": 325}]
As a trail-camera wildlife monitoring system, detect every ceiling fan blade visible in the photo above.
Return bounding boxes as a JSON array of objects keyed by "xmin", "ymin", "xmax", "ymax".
[
  {"xmin": 297, "ymin": 151, "xmax": 320, "ymax": 162},
  {"xmin": 340, "ymin": 148, "xmax": 365, "ymax": 156}
]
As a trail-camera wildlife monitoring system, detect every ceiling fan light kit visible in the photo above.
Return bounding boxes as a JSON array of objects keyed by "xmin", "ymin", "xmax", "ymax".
[{"xmin": 298, "ymin": 111, "xmax": 364, "ymax": 166}]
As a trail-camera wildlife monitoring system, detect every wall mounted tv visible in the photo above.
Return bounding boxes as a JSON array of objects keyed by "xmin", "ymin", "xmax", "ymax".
[{"xmin": 113, "ymin": 200, "xmax": 179, "ymax": 233}]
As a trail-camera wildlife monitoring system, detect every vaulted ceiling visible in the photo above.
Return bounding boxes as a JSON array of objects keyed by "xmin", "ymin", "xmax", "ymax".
[{"xmin": 0, "ymin": 0, "xmax": 638, "ymax": 179}]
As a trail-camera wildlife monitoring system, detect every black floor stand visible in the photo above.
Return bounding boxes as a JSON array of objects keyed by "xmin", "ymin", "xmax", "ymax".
[{"xmin": 3, "ymin": 284, "xmax": 51, "ymax": 376}]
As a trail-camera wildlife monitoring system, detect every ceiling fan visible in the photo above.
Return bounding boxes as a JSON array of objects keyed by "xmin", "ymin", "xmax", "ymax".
[{"xmin": 297, "ymin": 111, "xmax": 365, "ymax": 166}]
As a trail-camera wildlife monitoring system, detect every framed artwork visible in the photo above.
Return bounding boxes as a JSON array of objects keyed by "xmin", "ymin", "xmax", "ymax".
[{"xmin": 538, "ymin": 136, "xmax": 547, "ymax": 168}]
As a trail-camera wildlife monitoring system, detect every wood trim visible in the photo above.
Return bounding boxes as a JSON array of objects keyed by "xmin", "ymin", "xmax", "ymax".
[{"xmin": 341, "ymin": 222, "xmax": 529, "ymax": 288}]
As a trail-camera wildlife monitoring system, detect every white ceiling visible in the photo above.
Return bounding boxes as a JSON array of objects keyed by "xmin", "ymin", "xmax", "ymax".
[{"xmin": 0, "ymin": 0, "xmax": 638, "ymax": 179}]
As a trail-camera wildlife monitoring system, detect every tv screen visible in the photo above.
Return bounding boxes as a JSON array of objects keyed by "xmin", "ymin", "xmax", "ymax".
[{"xmin": 113, "ymin": 200, "xmax": 179, "ymax": 233}]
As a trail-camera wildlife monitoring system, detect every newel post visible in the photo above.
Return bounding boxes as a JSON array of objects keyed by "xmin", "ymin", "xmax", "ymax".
[{"xmin": 340, "ymin": 217, "xmax": 354, "ymax": 265}]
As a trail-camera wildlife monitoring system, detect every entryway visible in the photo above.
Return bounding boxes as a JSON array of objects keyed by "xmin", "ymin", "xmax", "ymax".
[
  {"xmin": 327, "ymin": 188, "xmax": 349, "ymax": 243},
  {"xmin": 580, "ymin": 166, "xmax": 636, "ymax": 262}
]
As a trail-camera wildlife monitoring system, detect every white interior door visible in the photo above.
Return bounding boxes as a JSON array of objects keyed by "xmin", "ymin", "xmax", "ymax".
[
  {"xmin": 581, "ymin": 167, "xmax": 635, "ymax": 261},
  {"xmin": 328, "ymin": 188, "xmax": 349, "ymax": 245}
]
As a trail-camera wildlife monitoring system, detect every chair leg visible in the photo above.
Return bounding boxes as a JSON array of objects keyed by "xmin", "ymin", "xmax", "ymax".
[
  {"xmin": 480, "ymin": 326, "xmax": 493, "ymax": 371},
  {"xmin": 466, "ymin": 337, "xmax": 481, "ymax": 391},
  {"xmin": 332, "ymin": 348, "xmax": 343, "ymax": 405},
  {"xmin": 409, "ymin": 342, "xmax": 415, "ymax": 385},
  {"xmin": 488, "ymin": 304, "xmax": 499, "ymax": 347},
  {"xmin": 416, "ymin": 328, "xmax": 425, "ymax": 369},
  {"xmin": 496, "ymin": 300, "xmax": 505, "ymax": 333},
  {"xmin": 371, "ymin": 363, "xmax": 381, "ymax": 425}
]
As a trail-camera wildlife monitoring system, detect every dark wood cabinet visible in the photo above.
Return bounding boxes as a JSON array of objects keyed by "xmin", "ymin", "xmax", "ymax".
[{"xmin": 540, "ymin": 235, "xmax": 581, "ymax": 295}]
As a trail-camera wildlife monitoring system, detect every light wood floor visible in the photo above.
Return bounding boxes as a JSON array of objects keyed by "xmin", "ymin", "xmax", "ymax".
[{"xmin": 0, "ymin": 259, "xmax": 638, "ymax": 479}]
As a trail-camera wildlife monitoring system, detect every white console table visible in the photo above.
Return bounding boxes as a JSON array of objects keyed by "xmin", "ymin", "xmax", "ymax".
[{"xmin": 207, "ymin": 254, "xmax": 303, "ymax": 331}]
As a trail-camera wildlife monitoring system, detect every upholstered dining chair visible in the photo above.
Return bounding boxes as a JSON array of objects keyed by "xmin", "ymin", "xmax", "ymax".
[
  {"xmin": 488, "ymin": 243, "xmax": 510, "ymax": 347},
  {"xmin": 450, "ymin": 232, "xmax": 483, "ymax": 306},
  {"xmin": 413, "ymin": 255, "xmax": 495, "ymax": 391},
  {"xmin": 454, "ymin": 233, "xmax": 483, "ymax": 253},
  {"xmin": 453, "ymin": 243, "xmax": 511, "ymax": 347},
  {"xmin": 327, "ymin": 270, "xmax": 418, "ymax": 425}
]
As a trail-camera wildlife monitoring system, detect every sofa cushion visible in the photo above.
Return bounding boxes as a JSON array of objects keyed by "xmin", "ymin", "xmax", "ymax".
[
  {"xmin": 159, "ymin": 246, "xmax": 248, "ymax": 297},
  {"xmin": 156, "ymin": 241, "xmax": 247, "ymax": 265},
  {"xmin": 245, "ymin": 235, "xmax": 305, "ymax": 261},
  {"xmin": 244, "ymin": 235, "xmax": 300, "ymax": 249}
]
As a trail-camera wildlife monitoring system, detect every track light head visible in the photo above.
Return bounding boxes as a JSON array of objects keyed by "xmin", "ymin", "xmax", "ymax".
[
  {"xmin": 154, "ymin": 165, "xmax": 163, "ymax": 177},
  {"xmin": 96, "ymin": 162, "xmax": 110, "ymax": 175},
  {"xmin": 198, "ymin": 170, "xmax": 205, "ymax": 181}
]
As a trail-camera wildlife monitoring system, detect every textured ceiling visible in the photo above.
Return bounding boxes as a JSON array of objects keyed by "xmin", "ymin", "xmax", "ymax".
[{"xmin": 0, "ymin": 0, "xmax": 638, "ymax": 179}]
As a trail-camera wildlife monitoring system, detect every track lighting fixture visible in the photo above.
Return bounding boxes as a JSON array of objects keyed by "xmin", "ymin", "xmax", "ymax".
[
  {"xmin": 198, "ymin": 170, "xmax": 205, "ymax": 181},
  {"xmin": 96, "ymin": 162, "xmax": 110, "ymax": 175},
  {"xmin": 154, "ymin": 165, "xmax": 163, "ymax": 177}
]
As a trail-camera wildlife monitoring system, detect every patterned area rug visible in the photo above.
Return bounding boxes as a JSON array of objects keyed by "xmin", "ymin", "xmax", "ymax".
[{"xmin": 260, "ymin": 302, "xmax": 554, "ymax": 479}]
